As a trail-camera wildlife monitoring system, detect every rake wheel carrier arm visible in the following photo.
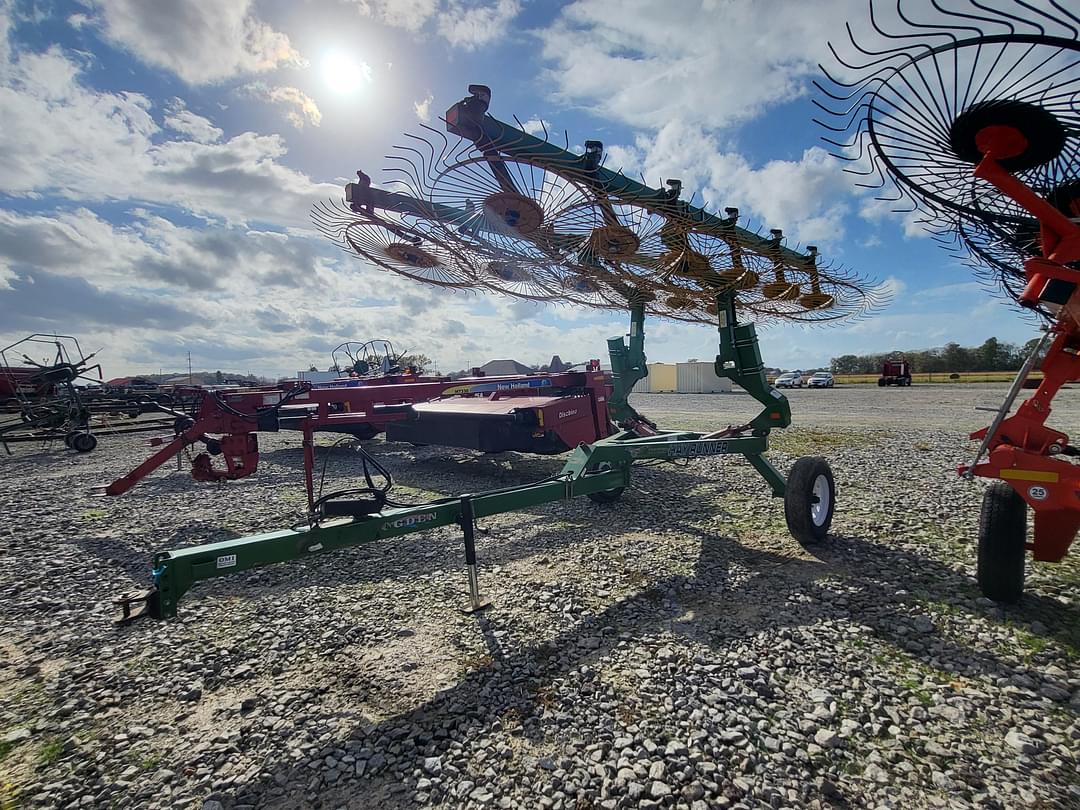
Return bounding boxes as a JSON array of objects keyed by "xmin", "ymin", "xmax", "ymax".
[
  {"xmin": 443, "ymin": 92, "xmax": 814, "ymax": 266},
  {"xmin": 958, "ymin": 132, "xmax": 1080, "ymax": 563}
]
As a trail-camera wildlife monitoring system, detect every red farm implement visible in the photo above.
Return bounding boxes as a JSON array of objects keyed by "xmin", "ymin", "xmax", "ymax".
[
  {"xmin": 0, "ymin": 335, "xmax": 176, "ymax": 454},
  {"xmin": 878, "ymin": 357, "xmax": 911, "ymax": 387},
  {"xmin": 817, "ymin": 0, "xmax": 1080, "ymax": 601},
  {"xmin": 104, "ymin": 364, "xmax": 614, "ymax": 509}
]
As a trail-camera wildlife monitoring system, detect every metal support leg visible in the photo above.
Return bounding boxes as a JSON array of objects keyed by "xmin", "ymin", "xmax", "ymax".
[
  {"xmin": 743, "ymin": 452, "xmax": 787, "ymax": 497},
  {"xmin": 459, "ymin": 495, "xmax": 490, "ymax": 613},
  {"xmin": 302, "ymin": 419, "xmax": 316, "ymax": 515},
  {"xmin": 963, "ymin": 328, "xmax": 1051, "ymax": 478}
]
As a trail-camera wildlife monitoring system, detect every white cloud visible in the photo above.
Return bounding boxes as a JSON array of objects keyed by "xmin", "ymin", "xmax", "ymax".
[
  {"xmin": 880, "ymin": 275, "xmax": 907, "ymax": 301},
  {"xmin": 78, "ymin": 0, "xmax": 304, "ymax": 84},
  {"xmin": 520, "ymin": 118, "xmax": 550, "ymax": 137},
  {"xmin": 349, "ymin": 0, "xmax": 439, "ymax": 32},
  {"xmin": 437, "ymin": 0, "xmax": 521, "ymax": 50},
  {"xmin": 349, "ymin": 0, "xmax": 521, "ymax": 48},
  {"xmin": 413, "ymin": 93, "xmax": 434, "ymax": 122},
  {"xmin": 539, "ymin": 0, "xmax": 862, "ymax": 131},
  {"xmin": 0, "ymin": 204, "xmax": 630, "ymax": 378},
  {"xmin": 164, "ymin": 99, "xmax": 223, "ymax": 143},
  {"xmin": 0, "ymin": 1, "xmax": 627, "ymax": 379},
  {"xmin": 0, "ymin": 39, "xmax": 337, "ymax": 227},
  {"xmin": 243, "ymin": 83, "xmax": 323, "ymax": 128},
  {"xmin": 911, "ymin": 281, "xmax": 983, "ymax": 302},
  {"xmin": 609, "ymin": 121, "xmax": 856, "ymax": 247}
]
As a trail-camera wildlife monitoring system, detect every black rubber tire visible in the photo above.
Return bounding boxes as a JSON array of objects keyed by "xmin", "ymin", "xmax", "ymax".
[
  {"xmin": 784, "ymin": 456, "xmax": 835, "ymax": 546},
  {"xmin": 586, "ymin": 462, "xmax": 625, "ymax": 504},
  {"xmin": 877, "ymin": 379, "xmax": 885, "ymax": 387},
  {"xmin": 977, "ymin": 481, "xmax": 1027, "ymax": 604},
  {"xmin": 63, "ymin": 431, "xmax": 79, "ymax": 448},
  {"xmin": 71, "ymin": 433, "xmax": 97, "ymax": 453}
]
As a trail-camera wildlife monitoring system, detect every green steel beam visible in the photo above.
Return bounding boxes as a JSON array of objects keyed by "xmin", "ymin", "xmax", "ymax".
[
  {"xmin": 605, "ymin": 302, "xmax": 648, "ymax": 427},
  {"xmin": 143, "ymin": 425, "xmax": 781, "ymax": 619},
  {"xmin": 151, "ymin": 467, "xmax": 629, "ymax": 618},
  {"xmin": 471, "ymin": 114, "xmax": 814, "ymax": 266}
]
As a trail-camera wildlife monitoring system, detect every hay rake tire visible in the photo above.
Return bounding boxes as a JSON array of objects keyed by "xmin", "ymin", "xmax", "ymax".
[
  {"xmin": 784, "ymin": 456, "xmax": 835, "ymax": 546},
  {"xmin": 977, "ymin": 481, "xmax": 1026, "ymax": 604},
  {"xmin": 585, "ymin": 461, "xmax": 625, "ymax": 504},
  {"xmin": 71, "ymin": 433, "xmax": 97, "ymax": 453}
]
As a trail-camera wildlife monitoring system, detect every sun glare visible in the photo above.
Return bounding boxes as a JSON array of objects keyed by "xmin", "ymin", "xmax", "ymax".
[{"xmin": 321, "ymin": 52, "xmax": 369, "ymax": 96}]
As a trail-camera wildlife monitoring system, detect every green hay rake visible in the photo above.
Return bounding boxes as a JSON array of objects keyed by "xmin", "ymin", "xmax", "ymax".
[{"xmin": 116, "ymin": 86, "xmax": 886, "ymax": 623}]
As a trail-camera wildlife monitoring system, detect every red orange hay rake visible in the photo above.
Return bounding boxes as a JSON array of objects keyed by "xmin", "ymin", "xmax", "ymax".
[{"xmin": 817, "ymin": 0, "xmax": 1080, "ymax": 601}]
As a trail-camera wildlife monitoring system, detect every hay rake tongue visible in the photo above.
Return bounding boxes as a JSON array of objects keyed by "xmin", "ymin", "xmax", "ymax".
[
  {"xmin": 817, "ymin": 0, "xmax": 1080, "ymax": 602},
  {"xmin": 118, "ymin": 85, "xmax": 886, "ymax": 623}
]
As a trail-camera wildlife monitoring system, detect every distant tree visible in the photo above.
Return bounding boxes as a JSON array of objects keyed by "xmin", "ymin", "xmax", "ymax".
[
  {"xmin": 1021, "ymin": 336, "xmax": 1050, "ymax": 365},
  {"xmin": 831, "ymin": 336, "xmax": 1029, "ymax": 375},
  {"xmin": 398, "ymin": 353, "xmax": 433, "ymax": 372},
  {"xmin": 831, "ymin": 355, "xmax": 863, "ymax": 375},
  {"xmin": 215, "ymin": 370, "xmax": 224, "ymax": 384}
]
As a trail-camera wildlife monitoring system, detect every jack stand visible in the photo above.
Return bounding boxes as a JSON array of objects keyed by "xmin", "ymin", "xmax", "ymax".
[{"xmin": 458, "ymin": 495, "xmax": 490, "ymax": 613}]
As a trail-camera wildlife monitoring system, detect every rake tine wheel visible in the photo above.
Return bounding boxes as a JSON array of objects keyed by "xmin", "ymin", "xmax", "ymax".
[
  {"xmin": 814, "ymin": 0, "xmax": 1080, "ymax": 315},
  {"xmin": 313, "ymin": 88, "xmax": 888, "ymax": 327}
]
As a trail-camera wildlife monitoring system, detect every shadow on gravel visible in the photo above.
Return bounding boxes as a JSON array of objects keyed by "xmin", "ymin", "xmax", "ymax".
[
  {"xmin": 256, "ymin": 442, "xmax": 717, "ymax": 490},
  {"xmin": 234, "ymin": 526, "xmax": 1060, "ymax": 809},
  {"xmin": 806, "ymin": 533, "xmax": 1080, "ymax": 665}
]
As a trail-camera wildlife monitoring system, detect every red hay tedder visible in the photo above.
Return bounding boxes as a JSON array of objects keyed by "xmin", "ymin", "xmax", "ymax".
[{"xmin": 816, "ymin": 1, "xmax": 1080, "ymax": 602}]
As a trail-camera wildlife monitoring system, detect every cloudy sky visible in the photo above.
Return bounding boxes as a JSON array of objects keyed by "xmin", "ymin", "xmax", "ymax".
[{"xmin": 0, "ymin": 0, "xmax": 1042, "ymax": 379}]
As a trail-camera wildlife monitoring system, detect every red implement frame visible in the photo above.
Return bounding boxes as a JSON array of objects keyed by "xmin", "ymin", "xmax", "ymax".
[
  {"xmin": 958, "ymin": 127, "xmax": 1080, "ymax": 563},
  {"xmin": 105, "ymin": 369, "xmax": 613, "ymax": 500}
]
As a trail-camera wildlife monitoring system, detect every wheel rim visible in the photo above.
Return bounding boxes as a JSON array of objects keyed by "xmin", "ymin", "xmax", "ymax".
[{"xmin": 810, "ymin": 474, "xmax": 831, "ymax": 527}]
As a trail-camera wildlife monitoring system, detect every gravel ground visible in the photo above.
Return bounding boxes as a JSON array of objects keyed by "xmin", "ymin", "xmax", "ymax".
[{"xmin": 1, "ymin": 383, "xmax": 1079, "ymax": 810}]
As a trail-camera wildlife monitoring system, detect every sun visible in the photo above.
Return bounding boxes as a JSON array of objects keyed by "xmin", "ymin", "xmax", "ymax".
[{"xmin": 321, "ymin": 52, "xmax": 369, "ymax": 96}]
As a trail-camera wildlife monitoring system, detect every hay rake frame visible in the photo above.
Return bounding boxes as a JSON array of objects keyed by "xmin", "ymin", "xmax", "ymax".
[{"xmin": 116, "ymin": 85, "xmax": 869, "ymax": 622}]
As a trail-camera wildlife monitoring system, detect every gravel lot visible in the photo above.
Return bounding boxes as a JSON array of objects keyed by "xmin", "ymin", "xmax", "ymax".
[{"xmin": 1, "ymin": 384, "xmax": 1079, "ymax": 810}]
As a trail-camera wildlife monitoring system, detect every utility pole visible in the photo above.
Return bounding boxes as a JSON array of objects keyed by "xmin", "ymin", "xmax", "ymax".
[{"xmin": 187, "ymin": 351, "xmax": 193, "ymax": 385}]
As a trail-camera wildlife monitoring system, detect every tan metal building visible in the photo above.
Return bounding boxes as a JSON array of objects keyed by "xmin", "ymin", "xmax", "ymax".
[
  {"xmin": 632, "ymin": 362, "xmax": 732, "ymax": 394},
  {"xmin": 676, "ymin": 362, "xmax": 732, "ymax": 393}
]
